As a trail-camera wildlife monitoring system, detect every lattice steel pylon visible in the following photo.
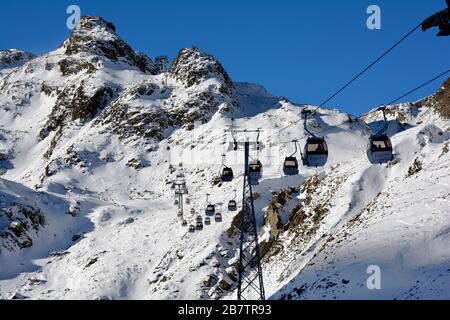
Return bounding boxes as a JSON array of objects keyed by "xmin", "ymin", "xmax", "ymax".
[
  {"xmin": 174, "ymin": 178, "xmax": 188, "ymax": 218},
  {"xmin": 237, "ymin": 141, "xmax": 265, "ymax": 300},
  {"xmin": 155, "ymin": 56, "xmax": 169, "ymax": 73},
  {"xmin": 155, "ymin": 56, "xmax": 169, "ymax": 87}
]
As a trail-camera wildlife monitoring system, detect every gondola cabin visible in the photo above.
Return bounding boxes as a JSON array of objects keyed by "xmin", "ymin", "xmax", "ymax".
[
  {"xmin": 221, "ymin": 167, "xmax": 234, "ymax": 182},
  {"xmin": 196, "ymin": 221, "xmax": 204, "ymax": 230},
  {"xmin": 249, "ymin": 160, "xmax": 262, "ymax": 173},
  {"xmin": 283, "ymin": 157, "xmax": 299, "ymax": 175},
  {"xmin": 367, "ymin": 135, "xmax": 393, "ymax": 164},
  {"xmin": 228, "ymin": 199, "xmax": 237, "ymax": 211},
  {"xmin": 303, "ymin": 137, "xmax": 328, "ymax": 167},
  {"xmin": 215, "ymin": 213, "xmax": 223, "ymax": 222},
  {"xmin": 248, "ymin": 160, "xmax": 263, "ymax": 183},
  {"xmin": 206, "ymin": 204, "xmax": 215, "ymax": 215}
]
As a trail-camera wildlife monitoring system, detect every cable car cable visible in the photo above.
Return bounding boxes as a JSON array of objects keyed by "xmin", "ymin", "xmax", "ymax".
[
  {"xmin": 385, "ymin": 69, "xmax": 450, "ymax": 105},
  {"xmin": 264, "ymin": 65, "xmax": 447, "ymax": 146},
  {"xmin": 314, "ymin": 22, "xmax": 422, "ymax": 112},
  {"xmin": 228, "ymin": 65, "xmax": 447, "ymax": 170},
  {"xmin": 264, "ymin": 22, "xmax": 423, "ymax": 144}
]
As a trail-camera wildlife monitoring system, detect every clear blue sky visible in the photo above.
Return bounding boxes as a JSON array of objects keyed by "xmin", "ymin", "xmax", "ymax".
[{"xmin": 1, "ymin": 0, "xmax": 449, "ymax": 115}]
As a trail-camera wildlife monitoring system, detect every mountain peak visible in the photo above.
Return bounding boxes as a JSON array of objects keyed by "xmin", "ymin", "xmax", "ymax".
[
  {"xmin": 169, "ymin": 47, "xmax": 234, "ymax": 93},
  {"xmin": 74, "ymin": 16, "xmax": 117, "ymax": 34},
  {"xmin": 64, "ymin": 16, "xmax": 118, "ymax": 54},
  {"xmin": 62, "ymin": 16, "xmax": 157, "ymax": 74}
]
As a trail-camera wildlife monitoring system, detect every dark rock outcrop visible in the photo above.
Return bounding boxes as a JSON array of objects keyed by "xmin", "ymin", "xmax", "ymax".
[
  {"xmin": 169, "ymin": 47, "xmax": 234, "ymax": 93},
  {"xmin": 96, "ymin": 82, "xmax": 168, "ymax": 141},
  {"xmin": 0, "ymin": 203, "xmax": 45, "ymax": 252},
  {"xmin": 58, "ymin": 58, "xmax": 97, "ymax": 77},
  {"xmin": 429, "ymin": 78, "xmax": 450, "ymax": 119},
  {"xmin": 63, "ymin": 16, "xmax": 157, "ymax": 74},
  {"xmin": 0, "ymin": 49, "xmax": 35, "ymax": 71},
  {"xmin": 40, "ymin": 80, "xmax": 117, "ymax": 141}
]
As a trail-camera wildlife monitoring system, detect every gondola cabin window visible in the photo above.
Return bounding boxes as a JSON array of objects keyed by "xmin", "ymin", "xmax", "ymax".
[{"xmin": 307, "ymin": 142, "xmax": 327, "ymax": 153}]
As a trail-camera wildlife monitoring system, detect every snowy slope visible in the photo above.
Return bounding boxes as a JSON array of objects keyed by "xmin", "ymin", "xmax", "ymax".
[
  {"xmin": 1, "ymin": 16, "xmax": 449, "ymax": 300},
  {"xmin": 265, "ymin": 104, "xmax": 450, "ymax": 300}
]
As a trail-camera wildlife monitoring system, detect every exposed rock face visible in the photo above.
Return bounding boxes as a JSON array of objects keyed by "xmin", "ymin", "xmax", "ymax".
[
  {"xmin": 264, "ymin": 189, "xmax": 289, "ymax": 238},
  {"xmin": 58, "ymin": 58, "xmax": 97, "ymax": 77},
  {"xmin": 167, "ymin": 47, "xmax": 239, "ymax": 120},
  {"xmin": 0, "ymin": 49, "xmax": 35, "ymax": 72},
  {"xmin": 96, "ymin": 82, "xmax": 168, "ymax": 142},
  {"xmin": 31, "ymin": 15, "xmax": 166, "ymax": 165},
  {"xmin": 169, "ymin": 47, "xmax": 233, "ymax": 93},
  {"xmin": 0, "ymin": 203, "xmax": 45, "ymax": 252},
  {"xmin": 406, "ymin": 158, "xmax": 423, "ymax": 177},
  {"xmin": 261, "ymin": 170, "xmax": 349, "ymax": 273},
  {"xmin": 63, "ymin": 16, "xmax": 157, "ymax": 74},
  {"xmin": 203, "ymin": 274, "xmax": 217, "ymax": 288},
  {"xmin": 39, "ymin": 79, "xmax": 118, "ymax": 141},
  {"xmin": 0, "ymin": 149, "xmax": 9, "ymax": 161},
  {"xmin": 227, "ymin": 205, "xmax": 251, "ymax": 238},
  {"xmin": 218, "ymin": 276, "xmax": 233, "ymax": 291},
  {"xmin": 96, "ymin": 47, "xmax": 240, "ymax": 145},
  {"xmin": 428, "ymin": 77, "xmax": 450, "ymax": 119},
  {"xmin": 259, "ymin": 189, "xmax": 294, "ymax": 259}
]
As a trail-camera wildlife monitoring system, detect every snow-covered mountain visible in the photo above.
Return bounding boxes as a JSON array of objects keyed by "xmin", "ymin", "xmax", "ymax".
[
  {"xmin": 0, "ymin": 49, "xmax": 36, "ymax": 75},
  {"xmin": 1, "ymin": 16, "xmax": 449, "ymax": 300}
]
